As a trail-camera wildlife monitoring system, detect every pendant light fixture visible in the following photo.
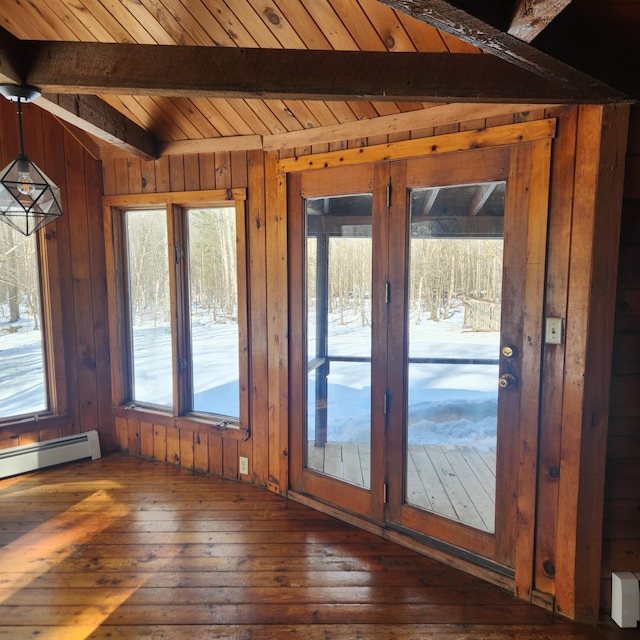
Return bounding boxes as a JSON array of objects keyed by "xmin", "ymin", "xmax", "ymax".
[{"xmin": 0, "ymin": 84, "xmax": 62, "ymax": 236}]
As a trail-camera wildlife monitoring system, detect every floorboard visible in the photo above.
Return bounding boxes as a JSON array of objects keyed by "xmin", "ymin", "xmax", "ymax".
[{"xmin": 0, "ymin": 454, "xmax": 631, "ymax": 639}]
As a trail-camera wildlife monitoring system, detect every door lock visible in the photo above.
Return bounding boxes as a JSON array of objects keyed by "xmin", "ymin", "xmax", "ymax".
[
  {"xmin": 502, "ymin": 345, "xmax": 516, "ymax": 358},
  {"xmin": 498, "ymin": 373, "xmax": 518, "ymax": 390}
]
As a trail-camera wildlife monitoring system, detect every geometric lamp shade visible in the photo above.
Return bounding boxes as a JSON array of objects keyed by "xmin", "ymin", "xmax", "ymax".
[{"xmin": 0, "ymin": 154, "xmax": 63, "ymax": 236}]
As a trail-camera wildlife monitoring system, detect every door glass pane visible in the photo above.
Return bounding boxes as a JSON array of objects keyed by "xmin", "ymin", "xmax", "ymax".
[
  {"xmin": 0, "ymin": 226, "xmax": 47, "ymax": 418},
  {"xmin": 406, "ymin": 182, "xmax": 505, "ymax": 533},
  {"xmin": 187, "ymin": 207, "xmax": 239, "ymax": 419},
  {"xmin": 125, "ymin": 209, "xmax": 173, "ymax": 408},
  {"xmin": 306, "ymin": 194, "xmax": 372, "ymax": 488}
]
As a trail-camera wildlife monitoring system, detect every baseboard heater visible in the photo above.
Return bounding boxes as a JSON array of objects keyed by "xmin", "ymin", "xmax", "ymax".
[{"xmin": 0, "ymin": 430, "xmax": 101, "ymax": 480}]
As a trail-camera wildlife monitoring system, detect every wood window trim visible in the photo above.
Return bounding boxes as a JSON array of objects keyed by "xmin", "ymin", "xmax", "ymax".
[
  {"xmin": 0, "ymin": 228, "xmax": 68, "ymax": 430},
  {"xmin": 103, "ymin": 189, "xmax": 249, "ymax": 439}
]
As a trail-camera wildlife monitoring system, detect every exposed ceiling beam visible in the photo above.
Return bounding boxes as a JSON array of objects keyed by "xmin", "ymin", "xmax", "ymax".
[
  {"xmin": 18, "ymin": 41, "xmax": 622, "ymax": 103},
  {"xmin": 35, "ymin": 93, "xmax": 157, "ymax": 161},
  {"xmin": 376, "ymin": 0, "xmax": 624, "ymax": 100},
  {"xmin": 508, "ymin": 0, "xmax": 572, "ymax": 43}
]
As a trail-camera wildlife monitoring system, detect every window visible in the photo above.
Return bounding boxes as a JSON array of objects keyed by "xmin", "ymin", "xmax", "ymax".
[
  {"xmin": 107, "ymin": 191, "xmax": 248, "ymax": 430},
  {"xmin": 0, "ymin": 224, "xmax": 63, "ymax": 423}
]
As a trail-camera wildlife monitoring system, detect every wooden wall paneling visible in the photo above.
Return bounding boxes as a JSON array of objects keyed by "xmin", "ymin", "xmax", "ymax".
[
  {"xmin": 114, "ymin": 158, "xmax": 131, "ymax": 196},
  {"xmin": 231, "ymin": 151, "xmax": 248, "ymax": 188},
  {"xmin": 554, "ymin": 105, "xmax": 630, "ymax": 622},
  {"xmin": 214, "ymin": 151, "xmax": 232, "ymax": 189},
  {"xmin": 180, "ymin": 429, "xmax": 194, "ymax": 469},
  {"xmin": 128, "ymin": 419, "xmax": 141, "ymax": 456},
  {"xmin": 84, "ymin": 148, "xmax": 115, "ymax": 451},
  {"xmin": 169, "ymin": 156, "xmax": 186, "ymax": 192},
  {"xmin": 141, "ymin": 158, "xmax": 157, "ymax": 194},
  {"xmin": 166, "ymin": 425, "xmax": 180, "ymax": 465},
  {"xmin": 601, "ymin": 106, "xmax": 640, "ymax": 611},
  {"xmin": 223, "ymin": 438, "xmax": 239, "ymax": 479},
  {"xmin": 265, "ymin": 151, "xmax": 289, "ymax": 495},
  {"xmin": 140, "ymin": 421, "xmax": 154, "ymax": 457},
  {"xmin": 38, "ymin": 427, "xmax": 61, "ymax": 443},
  {"xmin": 63, "ymin": 130, "xmax": 100, "ymax": 436},
  {"xmin": 208, "ymin": 434, "xmax": 223, "ymax": 476},
  {"xmin": 115, "ymin": 416, "xmax": 128, "ymax": 451},
  {"xmin": 198, "ymin": 153, "xmax": 216, "ymax": 190},
  {"xmin": 156, "ymin": 156, "xmax": 171, "ymax": 193},
  {"xmin": 245, "ymin": 150, "xmax": 269, "ymax": 487},
  {"xmin": 193, "ymin": 431, "xmax": 209, "ymax": 473},
  {"xmin": 127, "ymin": 157, "xmax": 144, "ymax": 194},
  {"xmin": 534, "ymin": 106, "xmax": 578, "ymax": 599},
  {"xmin": 41, "ymin": 109, "xmax": 78, "ymax": 437},
  {"xmin": 184, "ymin": 154, "xmax": 200, "ymax": 192},
  {"xmin": 153, "ymin": 423, "xmax": 167, "ymax": 462},
  {"xmin": 18, "ymin": 430, "xmax": 40, "ymax": 445}
]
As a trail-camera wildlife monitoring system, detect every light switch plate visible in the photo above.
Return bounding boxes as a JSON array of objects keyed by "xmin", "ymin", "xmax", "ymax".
[{"xmin": 545, "ymin": 317, "xmax": 563, "ymax": 345}]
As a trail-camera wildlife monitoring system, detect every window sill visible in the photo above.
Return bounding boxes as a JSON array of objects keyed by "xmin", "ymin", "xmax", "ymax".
[
  {"xmin": 111, "ymin": 405, "xmax": 249, "ymax": 441},
  {"xmin": 0, "ymin": 413, "xmax": 69, "ymax": 434}
]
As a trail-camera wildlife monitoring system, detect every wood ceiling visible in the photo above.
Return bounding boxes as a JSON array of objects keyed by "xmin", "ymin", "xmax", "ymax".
[{"xmin": 0, "ymin": 0, "xmax": 636, "ymax": 159}]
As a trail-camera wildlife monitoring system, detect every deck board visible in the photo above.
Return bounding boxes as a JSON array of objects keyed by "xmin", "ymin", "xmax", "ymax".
[
  {"xmin": 309, "ymin": 441, "xmax": 497, "ymax": 531},
  {"xmin": 0, "ymin": 454, "xmax": 625, "ymax": 639}
]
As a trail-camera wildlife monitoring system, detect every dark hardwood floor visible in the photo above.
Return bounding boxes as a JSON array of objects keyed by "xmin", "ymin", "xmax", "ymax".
[{"xmin": 0, "ymin": 454, "xmax": 634, "ymax": 639}]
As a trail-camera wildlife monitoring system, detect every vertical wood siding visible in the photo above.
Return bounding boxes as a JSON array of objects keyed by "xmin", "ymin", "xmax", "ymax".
[
  {"xmin": 0, "ymin": 99, "xmax": 112, "ymax": 451},
  {"xmin": 602, "ymin": 104, "xmax": 640, "ymax": 609}
]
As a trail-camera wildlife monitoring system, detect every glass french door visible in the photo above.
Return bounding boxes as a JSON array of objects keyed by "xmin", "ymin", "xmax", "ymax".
[{"xmin": 289, "ymin": 144, "xmax": 549, "ymax": 571}]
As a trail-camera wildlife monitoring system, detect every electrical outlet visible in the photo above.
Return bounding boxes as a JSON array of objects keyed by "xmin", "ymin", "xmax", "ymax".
[{"xmin": 239, "ymin": 456, "xmax": 249, "ymax": 475}]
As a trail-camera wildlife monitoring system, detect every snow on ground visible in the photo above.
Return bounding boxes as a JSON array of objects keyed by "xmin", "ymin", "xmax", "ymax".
[{"xmin": 1, "ymin": 305, "xmax": 499, "ymax": 450}]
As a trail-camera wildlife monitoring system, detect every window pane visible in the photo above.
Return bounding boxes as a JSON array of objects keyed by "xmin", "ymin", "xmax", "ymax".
[
  {"xmin": 188, "ymin": 207, "xmax": 239, "ymax": 419},
  {"xmin": 126, "ymin": 210, "xmax": 172, "ymax": 407},
  {"xmin": 0, "ymin": 225, "xmax": 47, "ymax": 418}
]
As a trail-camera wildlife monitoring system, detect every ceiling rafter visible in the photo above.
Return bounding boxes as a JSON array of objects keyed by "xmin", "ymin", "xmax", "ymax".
[
  {"xmin": 508, "ymin": 0, "xmax": 572, "ymax": 43},
  {"xmin": 376, "ymin": 0, "xmax": 625, "ymax": 100},
  {"xmin": 0, "ymin": 27, "xmax": 157, "ymax": 160},
  {"xmin": 15, "ymin": 40, "xmax": 623, "ymax": 104}
]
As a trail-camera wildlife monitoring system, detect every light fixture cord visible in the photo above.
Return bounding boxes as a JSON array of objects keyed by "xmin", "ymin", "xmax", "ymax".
[{"xmin": 16, "ymin": 97, "xmax": 26, "ymax": 159}]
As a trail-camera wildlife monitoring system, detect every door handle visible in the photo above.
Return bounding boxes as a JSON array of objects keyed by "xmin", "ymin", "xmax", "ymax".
[{"xmin": 498, "ymin": 373, "xmax": 518, "ymax": 390}]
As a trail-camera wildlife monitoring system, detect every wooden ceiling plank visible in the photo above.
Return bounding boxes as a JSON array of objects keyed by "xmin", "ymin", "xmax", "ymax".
[
  {"xmin": 245, "ymin": 99, "xmax": 290, "ymax": 135},
  {"xmin": 72, "ymin": 0, "xmax": 135, "ymax": 43},
  {"xmin": 300, "ymin": 101, "xmax": 342, "ymax": 128},
  {"xmin": 217, "ymin": 99, "xmax": 273, "ymax": 136},
  {"xmin": 44, "ymin": 2, "xmax": 100, "ymax": 42},
  {"xmin": 328, "ymin": 0, "xmax": 387, "ymax": 51},
  {"xmin": 101, "ymin": 95, "xmax": 163, "ymax": 135},
  {"xmin": 265, "ymin": 99, "xmax": 307, "ymax": 132},
  {"xmin": 24, "ymin": 44, "xmax": 598, "ymax": 103},
  {"xmin": 195, "ymin": 101, "xmax": 242, "ymax": 137},
  {"xmin": 1, "ymin": 4, "xmax": 63, "ymax": 41},
  {"xmin": 208, "ymin": 99, "xmax": 261, "ymax": 136},
  {"xmin": 203, "ymin": 0, "xmax": 261, "ymax": 47},
  {"xmin": 356, "ymin": 0, "xmax": 420, "ymax": 52},
  {"xmin": 154, "ymin": 0, "xmax": 225, "ymax": 46},
  {"xmin": 508, "ymin": 0, "xmax": 572, "ymax": 43},
  {"xmin": 98, "ymin": 0, "xmax": 159, "ymax": 44},
  {"xmin": 263, "ymin": 102, "xmax": 554, "ymax": 150},
  {"xmin": 271, "ymin": 0, "xmax": 333, "ymax": 50},
  {"xmin": 36, "ymin": 93, "xmax": 157, "ymax": 160},
  {"xmin": 220, "ymin": 0, "xmax": 282, "ymax": 48},
  {"xmin": 281, "ymin": 101, "xmax": 324, "ymax": 130},
  {"xmin": 164, "ymin": 97, "xmax": 221, "ymax": 139},
  {"xmin": 299, "ymin": 0, "xmax": 360, "ymax": 50},
  {"xmin": 119, "ymin": 0, "xmax": 177, "ymax": 45},
  {"xmin": 439, "ymin": 30, "xmax": 484, "ymax": 54},
  {"xmin": 322, "ymin": 101, "xmax": 361, "ymax": 124},
  {"xmin": 244, "ymin": 0, "xmax": 307, "ymax": 49},
  {"xmin": 376, "ymin": 0, "xmax": 622, "ymax": 99},
  {"xmin": 395, "ymin": 11, "xmax": 448, "ymax": 52},
  {"xmin": 136, "ymin": 0, "xmax": 201, "ymax": 46}
]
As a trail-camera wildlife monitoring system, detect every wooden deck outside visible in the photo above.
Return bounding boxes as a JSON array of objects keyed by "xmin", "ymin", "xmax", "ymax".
[
  {"xmin": 0, "ymin": 454, "xmax": 628, "ymax": 639},
  {"xmin": 308, "ymin": 443, "xmax": 497, "ymax": 532}
]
